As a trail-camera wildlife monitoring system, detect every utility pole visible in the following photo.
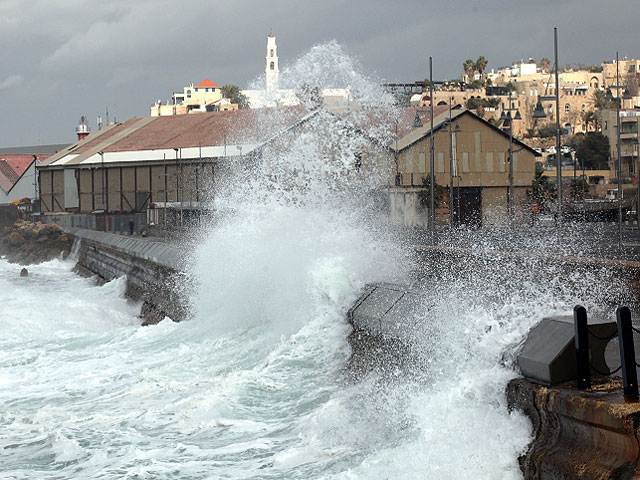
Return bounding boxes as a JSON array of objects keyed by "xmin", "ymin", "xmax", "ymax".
[
  {"xmin": 429, "ymin": 57, "xmax": 435, "ymax": 243},
  {"xmin": 448, "ymin": 99, "xmax": 454, "ymax": 228},
  {"xmin": 616, "ymin": 51, "xmax": 623, "ymax": 250}
]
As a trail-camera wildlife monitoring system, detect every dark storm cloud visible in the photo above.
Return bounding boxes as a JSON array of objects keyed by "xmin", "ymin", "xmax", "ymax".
[{"xmin": 0, "ymin": 0, "xmax": 636, "ymax": 146}]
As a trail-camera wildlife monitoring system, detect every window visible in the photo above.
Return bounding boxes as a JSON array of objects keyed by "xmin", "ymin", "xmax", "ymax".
[
  {"xmin": 582, "ymin": 104, "xmax": 586, "ymax": 112},
  {"xmin": 195, "ymin": 88, "xmax": 199, "ymax": 92},
  {"xmin": 418, "ymin": 152, "xmax": 426, "ymax": 173},
  {"xmin": 270, "ymin": 49, "xmax": 274, "ymax": 57},
  {"xmin": 270, "ymin": 61, "xmax": 275, "ymax": 70},
  {"xmin": 462, "ymin": 152, "xmax": 470, "ymax": 173},
  {"xmin": 187, "ymin": 90, "xmax": 191, "ymax": 98},
  {"xmin": 498, "ymin": 152, "xmax": 506, "ymax": 173},
  {"xmin": 437, "ymin": 152, "xmax": 445, "ymax": 172},
  {"xmin": 548, "ymin": 104, "xmax": 553, "ymax": 113},
  {"xmin": 486, "ymin": 152, "xmax": 494, "ymax": 172},
  {"xmin": 565, "ymin": 104, "xmax": 570, "ymax": 112}
]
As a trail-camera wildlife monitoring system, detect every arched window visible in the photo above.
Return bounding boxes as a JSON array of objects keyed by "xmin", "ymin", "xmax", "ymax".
[
  {"xmin": 270, "ymin": 49, "xmax": 274, "ymax": 57},
  {"xmin": 565, "ymin": 103, "xmax": 570, "ymax": 112},
  {"xmin": 270, "ymin": 61, "xmax": 275, "ymax": 70},
  {"xmin": 582, "ymin": 104, "xmax": 586, "ymax": 112}
]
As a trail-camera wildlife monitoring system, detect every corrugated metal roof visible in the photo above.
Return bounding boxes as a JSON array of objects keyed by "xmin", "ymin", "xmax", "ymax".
[
  {"xmin": 0, "ymin": 144, "xmax": 68, "ymax": 155},
  {"xmin": 38, "ymin": 123, "xmax": 122, "ymax": 167},
  {"xmin": 41, "ymin": 107, "xmax": 310, "ymax": 168}
]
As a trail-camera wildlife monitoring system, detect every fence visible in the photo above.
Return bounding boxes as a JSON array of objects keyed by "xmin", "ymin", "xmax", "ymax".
[{"xmin": 40, "ymin": 212, "xmax": 148, "ymax": 235}]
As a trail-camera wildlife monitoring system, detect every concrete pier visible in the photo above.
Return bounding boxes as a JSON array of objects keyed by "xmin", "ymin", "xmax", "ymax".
[{"xmin": 66, "ymin": 228, "xmax": 188, "ymax": 324}]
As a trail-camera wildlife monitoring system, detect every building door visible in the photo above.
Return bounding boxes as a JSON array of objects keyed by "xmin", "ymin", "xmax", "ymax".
[{"xmin": 455, "ymin": 187, "xmax": 482, "ymax": 228}]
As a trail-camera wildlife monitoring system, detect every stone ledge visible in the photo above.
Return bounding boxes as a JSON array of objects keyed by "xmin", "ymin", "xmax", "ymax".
[{"xmin": 507, "ymin": 377, "xmax": 640, "ymax": 479}]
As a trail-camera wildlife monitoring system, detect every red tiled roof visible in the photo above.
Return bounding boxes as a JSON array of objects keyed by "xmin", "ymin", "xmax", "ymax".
[
  {"xmin": 196, "ymin": 79, "xmax": 220, "ymax": 88},
  {"xmin": 0, "ymin": 154, "xmax": 47, "ymax": 194}
]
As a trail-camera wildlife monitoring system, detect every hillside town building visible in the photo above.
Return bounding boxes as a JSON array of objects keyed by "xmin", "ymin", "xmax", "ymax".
[{"xmin": 150, "ymin": 79, "xmax": 237, "ymax": 116}]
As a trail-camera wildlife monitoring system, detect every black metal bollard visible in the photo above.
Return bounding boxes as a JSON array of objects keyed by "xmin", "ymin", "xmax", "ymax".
[
  {"xmin": 574, "ymin": 305, "xmax": 590, "ymax": 389},
  {"xmin": 616, "ymin": 306, "xmax": 639, "ymax": 400}
]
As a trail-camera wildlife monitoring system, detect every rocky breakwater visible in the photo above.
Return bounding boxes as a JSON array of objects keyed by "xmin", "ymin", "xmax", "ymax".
[{"xmin": 0, "ymin": 220, "xmax": 72, "ymax": 264}]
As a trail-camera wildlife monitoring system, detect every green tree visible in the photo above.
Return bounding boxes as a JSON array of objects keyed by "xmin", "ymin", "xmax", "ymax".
[
  {"xmin": 531, "ymin": 163, "xmax": 555, "ymax": 211},
  {"xmin": 417, "ymin": 174, "xmax": 444, "ymax": 208},
  {"xmin": 221, "ymin": 84, "xmax": 249, "ymax": 109},
  {"xmin": 575, "ymin": 132, "xmax": 610, "ymax": 170},
  {"xmin": 569, "ymin": 177, "xmax": 589, "ymax": 200},
  {"xmin": 537, "ymin": 123, "xmax": 567, "ymax": 138}
]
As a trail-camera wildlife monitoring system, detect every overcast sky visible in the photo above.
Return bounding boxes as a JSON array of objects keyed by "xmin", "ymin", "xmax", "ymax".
[{"xmin": 1, "ymin": 0, "xmax": 638, "ymax": 147}]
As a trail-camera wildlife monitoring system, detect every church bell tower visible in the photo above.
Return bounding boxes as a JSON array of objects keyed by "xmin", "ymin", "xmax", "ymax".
[{"xmin": 265, "ymin": 34, "xmax": 279, "ymax": 91}]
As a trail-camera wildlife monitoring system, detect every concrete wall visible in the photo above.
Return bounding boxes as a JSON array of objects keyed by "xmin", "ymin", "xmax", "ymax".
[{"xmin": 67, "ymin": 227, "xmax": 186, "ymax": 324}]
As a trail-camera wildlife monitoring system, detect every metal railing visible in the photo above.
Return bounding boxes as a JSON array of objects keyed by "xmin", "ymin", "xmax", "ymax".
[{"xmin": 574, "ymin": 304, "xmax": 638, "ymax": 400}]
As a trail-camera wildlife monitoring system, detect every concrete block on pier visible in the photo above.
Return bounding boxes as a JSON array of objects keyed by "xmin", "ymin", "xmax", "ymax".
[
  {"xmin": 348, "ymin": 283, "xmax": 430, "ymax": 341},
  {"xmin": 518, "ymin": 315, "xmax": 616, "ymax": 386}
]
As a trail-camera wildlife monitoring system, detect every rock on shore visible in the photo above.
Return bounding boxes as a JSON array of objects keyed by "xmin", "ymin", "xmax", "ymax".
[{"xmin": 0, "ymin": 220, "xmax": 72, "ymax": 265}]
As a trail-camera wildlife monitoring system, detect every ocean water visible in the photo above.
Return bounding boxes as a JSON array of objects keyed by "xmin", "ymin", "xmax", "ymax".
[{"xmin": 1, "ymin": 42, "xmax": 627, "ymax": 479}]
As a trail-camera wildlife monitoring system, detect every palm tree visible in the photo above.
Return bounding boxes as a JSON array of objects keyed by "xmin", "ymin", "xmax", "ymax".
[
  {"xmin": 475, "ymin": 56, "xmax": 488, "ymax": 76},
  {"xmin": 463, "ymin": 59, "xmax": 475, "ymax": 79},
  {"xmin": 540, "ymin": 57, "xmax": 551, "ymax": 73},
  {"xmin": 581, "ymin": 110, "xmax": 597, "ymax": 132}
]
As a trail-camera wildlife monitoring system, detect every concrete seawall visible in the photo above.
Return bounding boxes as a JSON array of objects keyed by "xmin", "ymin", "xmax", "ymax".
[{"xmin": 66, "ymin": 228, "xmax": 188, "ymax": 324}]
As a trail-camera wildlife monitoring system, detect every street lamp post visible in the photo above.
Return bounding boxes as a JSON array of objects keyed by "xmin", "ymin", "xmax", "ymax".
[
  {"xmin": 98, "ymin": 151, "xmax": 105, "ymax": 209},
  {"xmin": 553, "ymin": 28, "xmax": 562, "ymax": 228},
  {"xmin": 637, "ymin": 117, "xmax": 640, "ymax": 223},
  {"xmin": 500, "ymin": 93, "xmax": 522, "ymax": 228},
  {"xmin": 32, "ymin": 155, "xmax": 39, "ymax": 214},
  {"xmin": 616, "ymin": 52, "xmax": 623, "ymax": 250}
]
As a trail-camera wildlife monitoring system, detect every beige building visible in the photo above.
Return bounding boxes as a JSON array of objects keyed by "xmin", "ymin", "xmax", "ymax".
[
  {"xmin": 389, "ymin": 107, "xmax": 539, "ymax": 227},
  {"xmin": 601, "ymin": 108, "xmax": 639, "ymax": 181},
  {"xmin": 151, "ymin": 79, "xmax": 238, "ymax": 116}
]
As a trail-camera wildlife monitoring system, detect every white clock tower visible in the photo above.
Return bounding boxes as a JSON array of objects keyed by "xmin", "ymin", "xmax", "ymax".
[{"xmin": 265, "ymin": 34, "xmax": 279, "ymax": 91}]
